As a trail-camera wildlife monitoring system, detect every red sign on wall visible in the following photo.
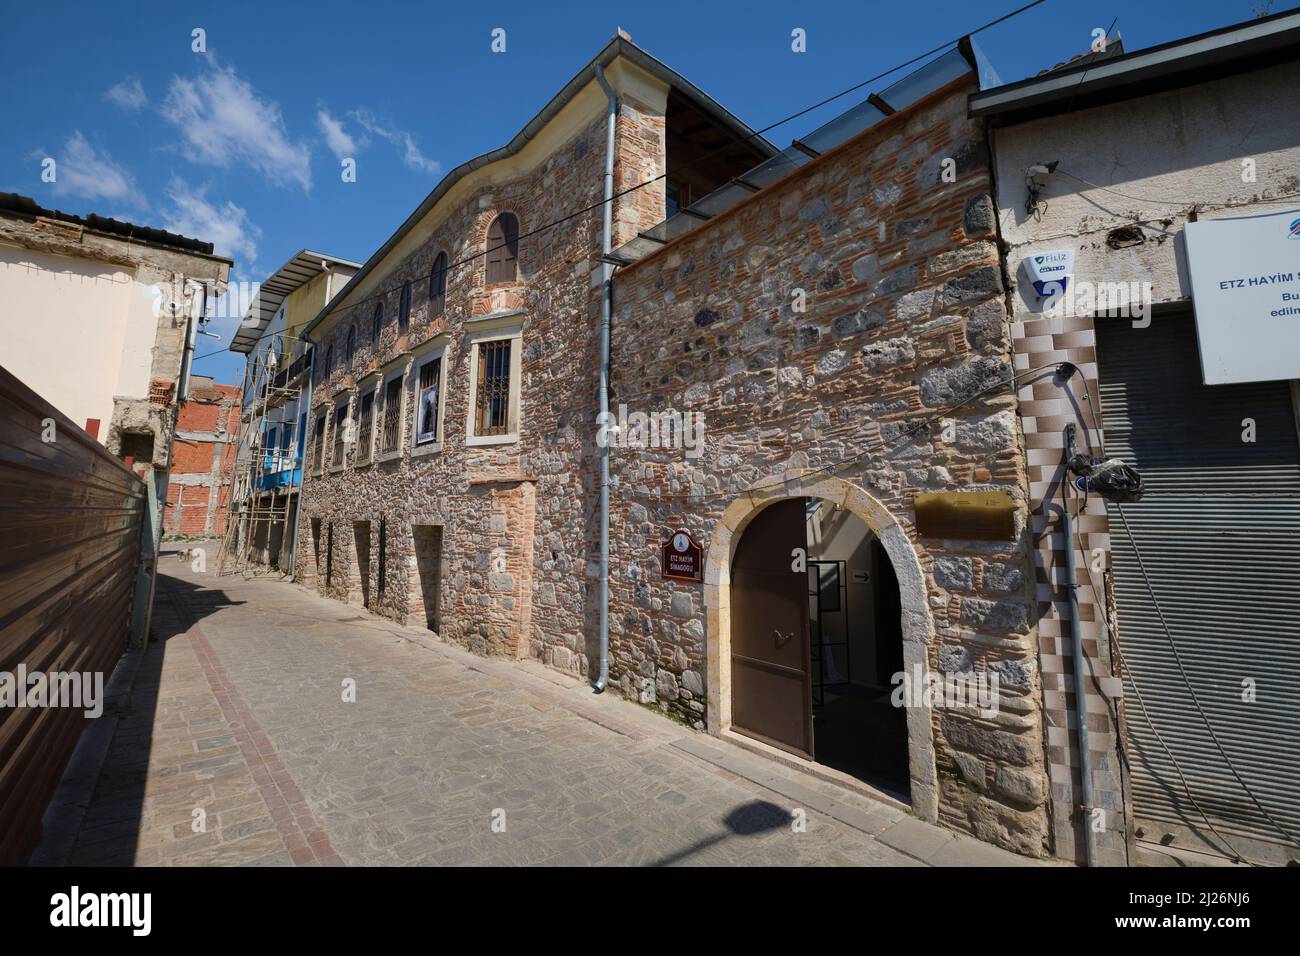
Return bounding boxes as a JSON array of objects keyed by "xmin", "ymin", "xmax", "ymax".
[{"xmin": 661, "ymin": 529, "xmax": 703, "ymax": 582}]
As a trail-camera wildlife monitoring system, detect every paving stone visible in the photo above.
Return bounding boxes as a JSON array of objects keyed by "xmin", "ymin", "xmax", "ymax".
[{"xmin": 33, "ymin": 553, "xmax": 1045, "ymax": 867}]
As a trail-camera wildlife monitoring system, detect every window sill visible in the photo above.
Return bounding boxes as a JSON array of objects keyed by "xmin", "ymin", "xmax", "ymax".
[
  {"xmin": 466, "ymin": 432, "xmax": 518, "ymax": 447},
  {"xmin": 328, "ymin": 462, "xmax": 348, "ymax": 474},
  {"xmin": 354, "ymin": 456, "xmax": 372, "ymax": 469},
  {"xmin": 376, "ymin": 448, "xmax": 403, "ymax": 463},
  {"xmin": 411, "ymin": 440, "xmax": 443, "ymax": 458}
]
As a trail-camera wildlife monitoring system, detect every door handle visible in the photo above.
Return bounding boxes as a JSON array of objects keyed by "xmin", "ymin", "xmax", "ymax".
[{"xmin": 772, "ymin": 629, "xmax": 794, "ymax": 647}]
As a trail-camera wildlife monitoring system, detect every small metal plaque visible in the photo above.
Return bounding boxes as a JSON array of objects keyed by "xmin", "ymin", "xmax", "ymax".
[
  {"xmin": 914, "ymin": 491, "xmax": 1016, "ymax": 541},
  {"xmin": 661, "ymin": 529, "xmax": 703, "ymax": 582}
]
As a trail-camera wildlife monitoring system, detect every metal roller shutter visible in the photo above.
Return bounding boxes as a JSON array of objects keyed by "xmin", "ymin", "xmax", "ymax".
[{"xmin": 1096, "ymin": 310, "xmax": 1300, "ymax": 864}]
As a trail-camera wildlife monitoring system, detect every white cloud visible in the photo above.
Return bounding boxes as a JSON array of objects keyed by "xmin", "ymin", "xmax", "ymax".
[
  {"xmin": 104, "ymin": 77, "xmax": 146, "ymax": 111},
  {"xmin": 316, "ymin": 108, "xmax": 363, "ymax": 162},
  {"xmin": 162, "ymin": 178, "xmax": 261, "ymax": 270},
  {"xmin": 160, "ymin": 60, "xmax": 312, "ymax": 192},
  {"xmin": 351, "ymin": 109, "xmax": 440, "ymax": 175},
  {"xmin": 53, "ymin": 131, "xmax": 144, "ymax": 206}
]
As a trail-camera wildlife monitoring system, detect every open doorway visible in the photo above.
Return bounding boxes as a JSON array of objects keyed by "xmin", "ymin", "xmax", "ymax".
[
  {"xmin": 805, "ymin": 498, "xmax": 909, "ymax": 799},
  {"xmin": 729, "ymin": 496, "xmax": 910, "ymax": 799},
  {"xmin": 411, "ymin": 524, "xmax": 442, "ymax": 632},
  {"xmin": 353, "ymin": 521, "xmax": 371, "ymax": 608}
]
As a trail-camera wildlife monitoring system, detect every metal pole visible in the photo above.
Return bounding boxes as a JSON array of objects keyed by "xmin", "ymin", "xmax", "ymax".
[
  {"xmin": 1063, "ymin": 422, "xmax": 1097, "ymax": 866},
  {"xmin": 593, "ymin": 62, "xmax": 616, "ymax": 693}
]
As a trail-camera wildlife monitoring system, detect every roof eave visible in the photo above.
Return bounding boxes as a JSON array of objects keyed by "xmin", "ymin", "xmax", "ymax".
[
  {"xmin": 301, "ymin": 35, "xmax": 773, "ymax": 342},
  {"xmin": 970, "ymin": 8, "xmax": 1300, "ymax": 126}
]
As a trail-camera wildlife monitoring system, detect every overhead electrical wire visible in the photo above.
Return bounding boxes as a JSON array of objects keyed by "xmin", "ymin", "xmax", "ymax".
[{"xmin": 194, "ymin": 0, "xmax": 1051, "ymax": 364}]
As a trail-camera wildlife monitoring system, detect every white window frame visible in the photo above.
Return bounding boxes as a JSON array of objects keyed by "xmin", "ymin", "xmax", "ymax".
[
  {"xmin": 411, "ymin": 336, "xmax": 449, "ymax": 458},
  {"xmin": 465, "ymin": 314, "xmax": 523, "ymax": 447}
]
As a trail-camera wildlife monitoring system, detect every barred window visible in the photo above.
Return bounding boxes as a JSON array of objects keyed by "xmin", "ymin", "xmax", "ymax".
[
  {"xmin": 382, "ymin": 377, "xmax": 403, "ymax": 453},
  {"xmin": 332, "ymin": 400, "xmax": 349, "ymax": 467},
  {"xmin": 357, "ymin": 390, "xmax": 375, "ymax": 461},
  {"xmin": 416, "ymin": 357, "xmax": 441, "ymax": 445},
  {"xmin": 429, "ymin": 251, "xmax": 448, "ymax": 313},
  {"xmin": 474, "ymin": 340, "xmax": 512, "ymax": 436},
  {"xmin": 312, "ymin": 413, "xmax": 326, "ymax": 471},
  {"xmin": 399, "ymin": 281, "xmax": 412, "ymax": 333}
]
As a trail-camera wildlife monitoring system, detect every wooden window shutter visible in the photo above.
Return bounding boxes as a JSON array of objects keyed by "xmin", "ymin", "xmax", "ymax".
[
  {"xmin": 399, "ymin": 282, "xmax": 412, "ymax": 332},
  {"xmin": 485, "ymin": 213, "xmax": 518, "ymax": 284},
  {"xmin": 429, "ymin": 252, "xmax": 448, "ymax": 312}
]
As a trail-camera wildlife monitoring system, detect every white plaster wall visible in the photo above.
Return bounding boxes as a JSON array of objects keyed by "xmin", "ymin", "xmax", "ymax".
[
  {"xmin": 117, "ymin": 279, "xmax": 163, "ymax": 400},
  {"xmin": 991, "ymin": 60, "xmax": 1300, "ymax": 322},
  {"xmin": 0, "ymin": 242, "xmax": 135, "ymax": 432}
]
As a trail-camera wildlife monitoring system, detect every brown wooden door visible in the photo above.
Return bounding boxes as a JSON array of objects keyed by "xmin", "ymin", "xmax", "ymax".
[{"xmin": 730, "ymin": 498, "xmax": 813, "ymax": 758}]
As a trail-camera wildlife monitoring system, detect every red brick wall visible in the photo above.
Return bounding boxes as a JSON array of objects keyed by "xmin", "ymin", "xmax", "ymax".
[{"xmin": 164, "ymin": 383, "xmax": 240, "ymax": 538}]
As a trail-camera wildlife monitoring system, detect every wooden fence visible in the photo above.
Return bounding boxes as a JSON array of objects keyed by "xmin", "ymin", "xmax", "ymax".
[{"xmin": 0, "ymin": 365, "xmax": 146, "ymax": 865}]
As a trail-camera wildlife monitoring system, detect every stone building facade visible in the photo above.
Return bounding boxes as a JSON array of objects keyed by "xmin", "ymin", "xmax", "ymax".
[
  {"xmin": 298, "ymin": 40, "xmax": 1053, "ymax": 857},
  {"xmin": 607, "ymin": 75, "xmax": 1048, "ymax": 856},
  {"xmin": 298, "ymin": 38, "xmax": 765, "ymax": 664}
]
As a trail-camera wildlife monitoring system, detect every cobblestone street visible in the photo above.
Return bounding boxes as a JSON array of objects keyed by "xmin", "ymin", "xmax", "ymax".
[{"xmin": 33, "ymin": 545, "xmax": 1036, "ymax": 867}]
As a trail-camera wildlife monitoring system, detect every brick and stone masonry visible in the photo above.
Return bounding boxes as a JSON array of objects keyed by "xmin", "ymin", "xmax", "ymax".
[
  {"xmin": 299, "ymin": 62, "xmax": 668, "ymax": 666},
  {"xmin": 297, "ymin": 54, "xmax": 1051, "ymax": 857},
  {"xmin": 165, "ymin": 379, "xmax": 239, "ymax": 538},
  {"xmin": 607, "ymin": 76, "xmax": 1048, "ymax": 856}
]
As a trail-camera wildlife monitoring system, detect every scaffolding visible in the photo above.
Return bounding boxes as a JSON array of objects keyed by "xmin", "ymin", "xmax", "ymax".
[{"xmin": 219, "ymin": 331, "xmax": 311, "ymax": 577}]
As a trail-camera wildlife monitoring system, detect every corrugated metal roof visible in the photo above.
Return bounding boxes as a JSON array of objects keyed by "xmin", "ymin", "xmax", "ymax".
[
  {"xmin": 232, "ymin": 250, "xmax": 361, "ymax": 354},
  {"xmin": 611, "ymin": 43, "xmax": 977, "ymax": 267}
]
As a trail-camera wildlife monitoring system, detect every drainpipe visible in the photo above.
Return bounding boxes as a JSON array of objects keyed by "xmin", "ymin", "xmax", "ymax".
[
  {"xmin": 178, "ymin": 278, "xmax": 206, "ymax": 401},
  {"xmin": 1062, "ymin": 422, "xmax": 1097, "ymax": 866},
  {"xmin": 593, "ymin": 62, "xmax": 616, "ymax": 692}
]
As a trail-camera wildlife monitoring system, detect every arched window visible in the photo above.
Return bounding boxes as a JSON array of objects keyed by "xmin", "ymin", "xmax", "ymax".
[
  {"xmin": 429, "ymin": 251, "xmax": 448, "ymax": 314},
  {"xmin": 485, "ymin": 213, "xmax": 519, "ymax": 284},
  {"xmin": 345, "ymin": 325, "xmax": 356, "ymax": 362},
  {"xmin": 324, "ymin": 343, "xmax": 334, "ymax": 375},
  {"xmin": 372, "ymin": 301, "xmax": 383, "ymax": 341},
  {"xmin": 399, "ymin": 281, "xmax": 412, "ymax": 332}
]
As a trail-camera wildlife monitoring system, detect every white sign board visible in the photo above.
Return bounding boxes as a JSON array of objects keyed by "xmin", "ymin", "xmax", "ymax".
[{"xmin": 1184, "ymin": 208, "xmax": 1300, "ymax": 385}]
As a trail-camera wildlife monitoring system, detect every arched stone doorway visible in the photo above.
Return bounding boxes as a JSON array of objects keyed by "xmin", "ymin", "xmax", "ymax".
[{"xmin": 703, "ymin": 473, "xmax": 939, "ymax": 821}]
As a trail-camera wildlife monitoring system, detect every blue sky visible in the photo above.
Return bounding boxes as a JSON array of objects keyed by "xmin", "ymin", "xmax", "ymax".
[{"xmin": 1, "ymin": 0, "xmax": 1282, "ymax": 383}]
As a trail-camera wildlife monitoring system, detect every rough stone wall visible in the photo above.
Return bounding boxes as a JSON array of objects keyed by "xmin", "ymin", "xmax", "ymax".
[
  {"xmin": 300, "ymin": 95, "xmax": 668, "ymax": 672},
  {"xmin": 607, "ymin": 78, "xmax": 1049, "ymax": 855},
  {"xmin": 165, "ymin": 381, "xmax": 240, "ymax": 537}
]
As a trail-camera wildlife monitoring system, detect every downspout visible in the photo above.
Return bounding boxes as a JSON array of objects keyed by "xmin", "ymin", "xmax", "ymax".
[
  {"xmin": 178, "ymin": 278, "xmax": 206, "ymax": 401},
  {"xmin": 593, "ymin": 62, "xmax": 616, "ymax": 692},
  {"xmin": 1062, "ymin": 422, "xmax": 1097, "ymax": 866}
]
